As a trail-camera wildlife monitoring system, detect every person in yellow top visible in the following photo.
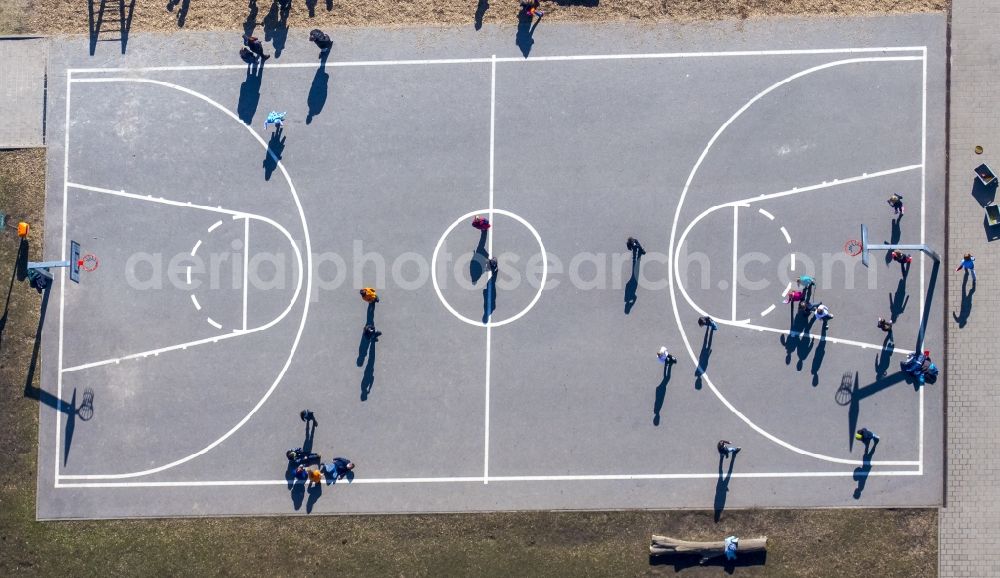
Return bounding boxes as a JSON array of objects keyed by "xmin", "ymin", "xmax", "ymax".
[
  {"xmin": 359, "ymin": 287, "xmax": 379, "ymax": 303},
  {"xmin": 308, "ymin": 467, "xmax": 323, "ymax": 487}
]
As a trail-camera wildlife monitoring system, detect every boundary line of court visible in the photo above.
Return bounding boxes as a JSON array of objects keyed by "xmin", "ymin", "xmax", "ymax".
[
  {"xmin": 64, "ymin": 46, "xmax": 926, "ymax": 74},
  {"xmin": 53, "ymin": 50, "xmax": 931, "ymax": 489},
  {"xmin": 55, "ymin": 468, "xmax": 922, "ymax": 488}
]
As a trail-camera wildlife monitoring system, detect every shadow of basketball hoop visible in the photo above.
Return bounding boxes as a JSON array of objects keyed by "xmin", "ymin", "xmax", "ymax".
[
  {"xmin": 77, "ymin": 387, "xmax": 95, "ymax": 421},
  {"xmin": 835, "ymin": 371, "xmax": 854, "ymax": 406}
]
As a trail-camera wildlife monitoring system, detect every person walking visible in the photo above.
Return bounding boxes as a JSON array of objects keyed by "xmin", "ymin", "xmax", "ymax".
[
  {"xmin": 472, "ymin": 215, "xmax": 491, "ymax": 231},
  {"xmin": 363, "ymin": 324, "xmax": 382, "ymax": 342},
  {"xmin": 242, "ymin": 34, "xmax": 271, "ymax": 61},
  {"xmin": 656, "ymin": 346, "xmax": 676, "ymax": 365},
  {"xmin": 360, "ymin": 287, "xmax": 380, "ymax": 303},
  {"xmin": 877, "ymin": 317, "xmax": 893, "ymax": 333},
  {"xmin": 855, "ymin": 427, "xmax": 880, "ymax": 451},
  {"xmin": 887, "ymin": 193, "xmax": 904, "ymax": 217},
  {"xmin": 286, "ymin": 447, "xmax": 304, "ymax": 462},
  {"xmin": 717, "ymin": 440, "xmax": 741, "ymax": 458},
  {"xmin": 300, "ymin": 409, "xmax": 317, "ymax": 426},
  {"xmin": 891, "ymin": 250, "xmax": 912, "ymax": 265},
  {"xmin": 308, "ymin": 29, "xmax": 332, "ymax": 53},
  {"xmin": 797, "ymin": 275, "xmax": 815, "ymax": 289},
  {"xmin": 783, "ymin": 289, "xmax": 804, "ymax": 305},
  {"xmin": 956, "ymin": 253, "xmax": 976, "ymax": 282},
  {"xmin": 264, "ymin": 111, "xmax": 286, "ymax": 130},
  {"xmin": 626, "ymin": 237, "xmax": 646, "ymax": 257},
  {"xmin": 697, "ymin": 315, "xmax": 719, "ymax": 331},
  {"xmin": 294, "ymin": 465, "xmax": 309, "ymax": 481},
  {"xmin": 324, "ymin": 457, "xmax": 355, "ymax": 479},
  {"xmin": 814, "ymin": 303, "xmax": 833, "ymax": 322}
]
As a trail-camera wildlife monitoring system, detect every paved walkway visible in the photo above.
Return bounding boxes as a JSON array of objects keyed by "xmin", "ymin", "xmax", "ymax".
[
  {"xmin": 0, "ymin": 37, "xmax": 46, "ymax": 147},
  {"xmin": 941, "ymin": 1, "xmax": 1000, "ymax": 575}
]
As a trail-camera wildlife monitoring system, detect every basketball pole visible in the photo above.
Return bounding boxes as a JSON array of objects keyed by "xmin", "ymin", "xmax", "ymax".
[{"xmin": 860, "ymin": 224, "xmax": 940, "ymax": 354}]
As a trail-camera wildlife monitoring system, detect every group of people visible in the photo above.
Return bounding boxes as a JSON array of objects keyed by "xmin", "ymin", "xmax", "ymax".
[{"xmin": 287, "ymin": 410, "xmax": 355, "ymax": 488}]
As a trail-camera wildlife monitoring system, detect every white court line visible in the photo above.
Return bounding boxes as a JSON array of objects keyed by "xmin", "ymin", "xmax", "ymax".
[
  {"xmin": 207, "ymin": 220, "xmax": 222, "ymax": 233},
  {"xmin": 732, "ymin": 321, "xmax": 914, "ymax": 355},
  {"xmin": 790, "ymin": 253, "xmax": 796, "ymax": 271},
  {"xmin": 781, "ymin": 281, "xmax": 792, "ymax": 297},
  {"xmin": 779, "ymin": 226, "xmax": 791, "ymax": 244},
  {"xmin": 760, "ymin": 304, "xmax": 776, "ymax": 317},
  {"xmin": 731, "ymin": 205, "xmax": 738, "ymax": 321},
  {"xmin": 243, "ymin": 216, "xmax": 249, "ymax": 332},
  {"xmin": 55, "ymin": 468, "xmax": 921, "ymax": 488},
  {"xmin": 206, "ymin": 317, "xmax": 222, "ymax": 330},
  {"xmin": 757, "ymin": 208, "xmax": 775, "ymax": 220},
  {"xmin": 58, "ymin": 77, "xmax": 314, "ymax": 481},
  {"xmin": 185, "ymin": 266, "xmax": 192, "ymax": 285},
  {"xmin": 190, "ymin": 239, "xmax": 202, "ymax": 257},
  {"xmin": 919, "ymin": 47, "xmax": 927, "ymax": 473},
  {"xmin": 69, "ymin": 183, "xmax": 250, "ymax": 218},
  {"xmin": 668, "ymin": 56, "xmax": 926, "ymax": 467},
  {"xmin": 190, "ymin": 294, "xmax": 201, "ymax": 311},
  {"xmin": 65, "ymin": 46, "xmax": 926, "ymax": 74},
  {"xmin": 56, "ymin": 69, "xmax": 71, "ymax": 486},
  {"xmin": 483, "ymin": 54, "xmax": 497, "ymax": 485}
]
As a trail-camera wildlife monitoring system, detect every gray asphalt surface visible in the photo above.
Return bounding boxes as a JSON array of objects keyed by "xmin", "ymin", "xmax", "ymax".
[{"xmin": 38, "ymin": 14, "xmax": 945, "ymax": 518}]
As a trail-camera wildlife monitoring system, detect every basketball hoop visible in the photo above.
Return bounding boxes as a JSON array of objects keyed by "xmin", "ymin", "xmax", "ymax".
[
  {"xmin": 844, "ymin": 239, "xmax": 863, "ymax": 257},
  {"xmin": 80, "ymin": 253, "xmax": 99, "ymax": 272}
]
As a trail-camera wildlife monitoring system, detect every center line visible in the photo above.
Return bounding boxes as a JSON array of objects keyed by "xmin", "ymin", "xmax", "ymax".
[
  {"xmin": 731, "ymin": 205, "xmax": 738, "ymax": 321},
  {"xmin": 484, "ymin": 55, "xmax": 497, "ymax": 485}
]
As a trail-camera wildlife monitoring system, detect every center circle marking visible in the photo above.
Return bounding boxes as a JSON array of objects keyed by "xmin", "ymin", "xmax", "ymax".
[{"xmin": 431, "ymin": 208, "xmax": 547, "ymax": 328}]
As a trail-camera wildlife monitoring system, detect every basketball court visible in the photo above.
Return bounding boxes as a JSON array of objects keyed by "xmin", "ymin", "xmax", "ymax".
[{"xmin": 37, "ymin": 15, "xmax": 946, "ymax": 518}]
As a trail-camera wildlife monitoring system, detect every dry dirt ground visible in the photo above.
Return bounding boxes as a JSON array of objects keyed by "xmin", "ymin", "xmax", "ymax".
[
  {"xmin": 2, "ymin": 0, "xmax": 949, "ymax": 36},
  {"xmin": 2, "ymin": 1, "xmax": 946, "ymax": 575}
]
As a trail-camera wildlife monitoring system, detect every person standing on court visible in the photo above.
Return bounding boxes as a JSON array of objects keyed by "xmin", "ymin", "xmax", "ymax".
[
  {"xmin": 626, "ymin": 237, "xmax": 646, "ymax": 257},
  {"xmin": 783, "ymin": 289, "xmax": 804, "ymax": 305},
  {"xmin": 242, "ymin": 34, "xmax": 271, "ymax": 61},
  {"xmin": 717, "ymin": 440, "xmax": 741, "ymax": 458},
  {"xmin": 308, "ymin": 466, "xmax": 324, "ymax": 488},
  {"xmin": 815, "ymin": 303, "xmax": 833, "ymax": 322},
  {"xmin": 656, "ymin": 347, "xmax": 676, "ymax": 365},
  {"xmin": 264, "ymin": 111, "xmax": 286, "ymax": 130},
  {"xmin": 520, "ymin": 0, "xmax": 545, "ymax": 20},
  {"xmin": 472, "ymin": 215, "xmax": 491, "ymax": 231},
  {"xmin": 877, "ymin": 317, "xmax": 893, "ymax": 333},
  {"xmin": 308, "ymin": 29, "xmax": 332, "ymax": 54},
  {"xmin": 697, "ymin": 315, "xmax": 718, "ymax": 331},
  {"xmin": 956, "ymin": 253, "xmax": 976, "ymax": 282},
  {"xmin": 300, "ymin": 409, "xmax": 317, "ymax": 426},
  {"xmin": 363, "ymin": 324, "xmax": 382, "ymax": 342},
  {"xmin": 360, "ymin": 287, "xmax": 380, "ymax": 304},
  {"xmin": 887, "ymin": 193, "xmax": 904, "ymax": 217},
  {"xmin": 855, "ymin": 427, "xmax": 880, "ymax": 452},
  {"xmin": 324, "ymin": 457, "xmax": 355, "ymax": 479}
]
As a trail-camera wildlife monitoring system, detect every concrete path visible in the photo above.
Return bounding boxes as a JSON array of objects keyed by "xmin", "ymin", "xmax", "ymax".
[
  {"xmin": 940, "ymin": 1, "xmax": 1000, "ymax": 575},
  {"xmin": 0, "ymin": 37, "xmax": 46, "ymax": 147}
]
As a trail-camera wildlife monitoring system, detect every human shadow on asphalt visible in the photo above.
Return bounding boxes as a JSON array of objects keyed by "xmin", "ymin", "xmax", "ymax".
[
  {"xmin": 624, "ymin": 250, "xmax": 641, "ymax": 314},
  {"xmin": 306, "ymin": 51, "xmax": 329, "ymax": 124},
  {"xmin": 888, "ymin": 277, "xmax": 909, "ymax": 322},
  {"xmin": 290, "ymin": 479, "xmax": 305, "ymax": 509},
  {"xmin": 853, "ymin": 450, "xmax": 874, "ymax": 499},
  {"xmin": 263, "ymin": 126, "xmax": 285, "ymax": 180},
  {"xmin": 358, "ymin": 303, "xmax": 377, "ymax": 401},
  {"xmin": 952, "ymin": 273, "xmax": 975, "ymax": 328},
  {"xmin": 694, "ymin": 326, "xmax": 713, "ymax": 389},
  {"xmin": 515, "ymin": 12, "xmax": 540, "ymax": 58},
  {"xmin": 475, "ymin": 0, "xmax": 489, "ymax": 30},
  {"xmin": 357, "ymin": 302, "xmax": 376, "ymax": 365},
  {"xmin": 780, "ymin": 310, "xmax": 815, "ymax": 370},
  {"xmin": 652, "ymin": 361, "xmax": 672, "ymax": 426},
  {"xmin": 237, "ymin": 57, "xmax": 263, "ymax": 125},
  {"xmin": 482, "ymin": 275, "xmax": 497, "ymax": 323},
  {"xmin": 874, "ymin": 332, "xmax": 894, "ymax": 378},
  {"xmin": 848, "ymin": 370, "xmax": 912, "ymax": 451},
  {"xmin": 262, "ymin": 0, "xmax": 289, "ymax": 58},
  {"xmin": 471, "ymin": 230, "xmax": 489, "ymax": 285},
  {"xmin": 809, "ymin": 321, "xmax": 828, "ymax": 386},
  {"xmin": 713, "ymin": 453, "xmax": 736, "ymax": 522},
  {"xmin": 306, "ymin": 483, "xmax": 322, "ymax": 513}
]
